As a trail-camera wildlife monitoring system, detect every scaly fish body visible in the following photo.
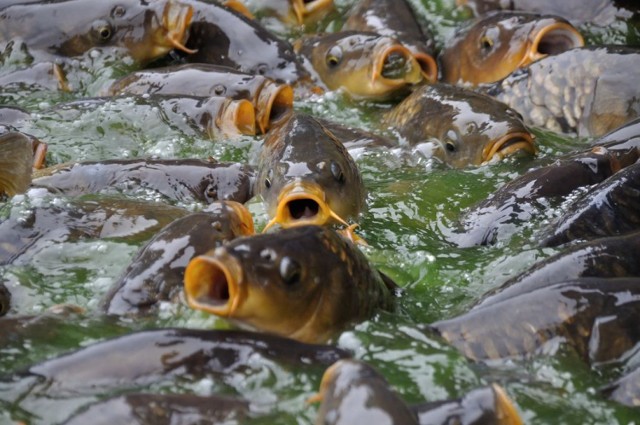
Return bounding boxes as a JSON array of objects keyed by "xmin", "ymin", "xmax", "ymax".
[
  {"xmin": 32, "ymin": 158, "xmax": 255, "ymax": 204},
  {"xmin": 107, "ymin": 64, "xmax": 293, "ymax": 133},
  {"xmin": 102, "ymin": 201, "xmax": 254, "ymax": 316},
  {"xmin": 297, "ymin": 31, "xmax": 424, "ymax": 100},
  {"xmin": 384, "ymin": 83, "xmax": 536, "ymax": 168},
  {"xmin": 184, "ymin": 225, "xmax": 396, "ymax": 343},
  {"xmin": 0, "ymin": 129, "xmax": 33, "ymax": 197},
  {"xmin": 441, "ymin": 12, "xmax": 583, "ymax": 85},
  {"xmin": 482, "ymin": 46, "xmax": 640, "ymax": 137}
]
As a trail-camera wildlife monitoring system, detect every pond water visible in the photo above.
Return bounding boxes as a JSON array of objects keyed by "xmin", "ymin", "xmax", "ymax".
[{"xmin": 1, "ymin": 0, "xmax": 639, "ymax": 424}]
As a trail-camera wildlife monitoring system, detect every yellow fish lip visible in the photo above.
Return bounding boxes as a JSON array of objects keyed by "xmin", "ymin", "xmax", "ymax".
[
  {"xmin": 292, "ymin": 0, "xmax": 333, "ymax": 24},
  {"xmin": 482, "ymin": 131, "xmax": 537, "ymax": 163},
  {"xmin": 161, "ymin": 1, "xmax": 198, "ymax": 55},
  {"xmin": 212, "ymin": 98, "xmax": 257, "ymax": 137},
  {"xmin": 411, "ymin": 51, "xmax": 439, "ymax": 84},
  {"xmin": 224, "ymin": 200, "xmax": 256, "ymax": 236},
  {"xmin": 184, "ymin": 248, "xmax": 244, "ymax": 317},
  {"xmin": 262, "ymin": 181, "xmax": 349, "ymax": 232},
  {"xmin": 255, "ymin": 82, "xmax": 294, "ymax": 134},
  {"xmin": 372, "ymin": 42, "xmax": 423, "ymax": 89},
  {"xmin": 491, "ymin": 383, "xmax": 524, "ymax": 425},
  {"xmin": 306, "ymin": 359, "xmax": 344, "ymax": 404},
  {"xmin": 522, "ymin": 21, "xmax": 584, "ymax": 66}
]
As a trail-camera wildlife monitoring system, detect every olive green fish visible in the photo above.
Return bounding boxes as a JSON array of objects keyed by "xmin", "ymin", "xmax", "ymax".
[
  {"xmin": 383, "ymin": 83, "xmax": 536, "ymax": 168},
  {"xmin": 184, "ymin": 225, "xmax": 396, "ymax": 344},
  {"xmin": 296, "ymin": 31, "xmax": 423, "ymax": 100},
  {"xmin": 440, "ymin": 12, "xmax": 583, "ymax": 85}
]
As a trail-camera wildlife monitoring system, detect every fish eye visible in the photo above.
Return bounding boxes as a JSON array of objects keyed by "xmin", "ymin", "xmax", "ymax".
[
  {"xmin": 255, "ymin": 64, "xmax": 268, "ymax": 75},
  {"xmin": 330, "ymin": 161, "xmax": 345, "ymax": 183},
  {"xmin": 92, "ymin": 20, "xmax": 114, "ymax": 42},
  {"xmin": 480, "ymin": 36, "xmax": 493, "ymax": 50},
  {"xmin": 213, "ymin": 84, "xmax": 226, "ymax": 96},
  {"xmin": 444, "ymin": 130, "xmax": 458, "ymax": 152},
  {"xmin": 279, "ymin": 257, "xmax": 301, "ymax": 286},
  {"xmin": 445, "ymin": 141, "xmax": 457, "ymax": 152},
  {"xmin": 204, "ymin": 183, "xmax": 218, "ymax": 202},
  {"xmin": 326, "ymin": 46, "xmax": 343, "ymax": 68},
  {"xmin": 111, "ymin": 5, "xmax": 125, "ymax": 18}
]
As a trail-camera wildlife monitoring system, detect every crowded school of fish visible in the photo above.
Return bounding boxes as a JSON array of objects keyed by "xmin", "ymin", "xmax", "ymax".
[{"xmin": 0, "ymin": 0, "xmax": 639, "ymax": 423}]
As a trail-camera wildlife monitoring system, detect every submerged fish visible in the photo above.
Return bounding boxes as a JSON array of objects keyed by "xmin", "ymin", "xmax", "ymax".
[
  {"xmin": 63, "ymin": 393, "xmax": 250, "ymax": 425},
  {"xmin": 177, "ymin": 0, "xmax": 308, "ymax": 84},
  {"xmin": 255, "ymin": 113, "xmax": 365, "ymax": 235},
  {"xmin": 106, "ymin": 64, "xmax": 293, "ymax": 133},
  {"xmin": 32, "ymin": 158, "xmax": 255, "ymax": 204},
  {"xmin": 184, "ymin": 225, "xmax": 397, "ymax": 343},
  {"xmin": 383, "ymin": 83, "xmax": 536, "ymax": 168},
  {"xmin": 296, "ymin": 31, "xmax": 423, "ymax": 100},
  {"xmin": 602, "ymin": 366, "xmax": 640, "ymax": 407},
  {"xmin": 481, "ymin": 46, "xmax": 640, "ymax": 137},
  {"xmin": 18, "ymin": 328, "xmax": 350, "ymax": 395},
  {"xmin": 0, "ymin": 0, "xmax": 195, "ymax": 63},
  {"xmin": 102, "ymin": 201, "xmax": 254, "ymax": 316},
  {"xmin": 343, "ymin": 0, "xmax": 438, "ymax": 82},
  {"xmin": 440, "ymin": 12, "xmax": 583, "ymax": 85},
  {"xmin": 430, "ymin": 277, "xmax": 640, "ymax": 364}
]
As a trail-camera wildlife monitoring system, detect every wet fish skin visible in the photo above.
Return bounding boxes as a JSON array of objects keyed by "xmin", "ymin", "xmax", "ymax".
[
  {"xmin": 0, "ymin": 281, "xmax": 10, "ymax": 317},
  {"xmin": 384, "ymin": 83, "xmax": 536, "ymax": 168},
  {"xmin": 63, "ymin": 393, "xmax": 250, "ymax": 425},
  {"xmin": 343, "ymin": 0, "xmax": 438, "ymax": 82},
  {"xmin": 430, "ymin": 277, "xmax": 640, "ymax": 364},
  {"xmin": 440, "ymin": 12, "xmax": 583, "ymax": 85},
  {"xmin": 17, "ymin": 328, "xmax": 350, "ymax": 396},
  {"xmin": 455, "ymin": 140, "xmax": 639, "ymax": 246},
  {"xmin": 102, "ymin": 201, "xmax": 253, "ymax": 316},
  {"xmin": 184, "ymin": 225, "xmax": 396, "ymax": 344},
  {"xmin": 481, "ymin": 46, "xmax": 640, "ymax": 137},
  {"xmin": 32, "ymin": 158, "xmax": 255, "ymax": 205},
  {"xmin": 0, "ymin": 0, "xmax": 194, "ymax": 63},
  {"xmin": 602, "ymin": 366, "xmax": 640, "ymax": 407},
  {"xmin": 540, "ymin": 161, "xmax": 640, "ymax": 247},
  {"xmin": 296, "ymin": 31, "xmax": 424, "ymax": 100},
  {"xmin": 242, "ymin": 0, "xmax": 334, "ymax": 24},
  {"xmin": 256, "ymin": 112, "xmax": 365, "ymax": 230},
  {"xmin": 0, "ymin": 129, "xmax": 34, "ymax": 196}
]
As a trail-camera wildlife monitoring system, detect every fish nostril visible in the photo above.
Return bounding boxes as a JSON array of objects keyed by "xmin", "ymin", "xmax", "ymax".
[
  {"xmin": 288, "ymin": 199, "xmax": 320, "ymax": 220},
  {"xmin": 381, "ymin": 51, "xmax": 408, "ymax": 79}
]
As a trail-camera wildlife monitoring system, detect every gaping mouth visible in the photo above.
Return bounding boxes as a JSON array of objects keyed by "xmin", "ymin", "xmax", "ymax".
[
  {"xmin": 412, "ymin": 52, "xmax": 438, "ymax": 83},
  {"xmin": 292, "ymin": 0, "xmax": 334, "ymax": 24},
  {"xmin": 255, "ymin": 82, "xmax": 294, "ymax": 134},
  {"xmin": 161, "ymin": 1, "xmax": 198, "ymax": 55},
  {"xmin": 482, "ymin": 132, "xmax": 537, "ymax": 163},
  {"xmin": 214, "ymin": 98, "xmax": 256, "ymax": 137},
  {"xmin": 225, "ymin": 201, "xmax": 256, "ymax": 236},
  {"xmin": 373, "ymin": 44, "xmax": 423, "ymax": 88},
  {"xmin": 184, "ymin": 249, "xmax": 242, "ymax": 317},
  {"xmin": 525, "ymin": 22, "xmax": 584, "ymax": 64},
  {"xmin": 491, "ymin": 384, "xmax": 524, "ymax": 425}
]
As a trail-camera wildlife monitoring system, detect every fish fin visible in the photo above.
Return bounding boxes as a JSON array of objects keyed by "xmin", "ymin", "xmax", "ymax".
[{"xmin": 378, "ymin": 271, "xmax": 402, "ymax": 296}]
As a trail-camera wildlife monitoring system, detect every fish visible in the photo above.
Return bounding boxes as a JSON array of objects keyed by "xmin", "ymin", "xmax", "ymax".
[
  {"xmin": 255, "ymin": 113, "xmax": 365, "ymax": 235},
  {"xmin": 0, "ymin": 61, "xmax": 70, "ymax": 91},
  {"xmin": 343, "ymin": 0, "xmax": 438, "ymax": 82},
  {"xmin": 176, "ymin": 0, "xmax": 308, "ymax": 84},
  {"xmin": 454, "ymin": 141, "xmax": 640, "ymax": 246},
  {"xmin": 0, "ymin": 281, "xmax": 10, "ymax": 317},
  {"xmin": 456, "ymin": 0, "xmax": 638, "ymax": 27},
  {"xmin": 540, "ymin": 161, "xmax": 640, "ymax": 247},
  {"xmin": 383, "ymin": 83, "xmax": 536, "ymax": 168},
  {"xmin": 32, "ymin": 158, "xmax": 255, "ymax": 204},
  {"xmin": 62, "ymin": 393, "xmax": 250, "ymax": 425},
  {"xmin": 472, "ymin": 231, "xmax": 640, "ymax": 310},
  {"xmin": 0, "ymin": 196, "xmax": 189, "ymax": 266},
  {"xmin": 296, "ymin": 31, "xmax": 424, "ymax": 100},
  {"xmin": 0, "ymin": 0, "xmax": 196, "ymax": 63},
  {"xmin": 106, "ymin": 64, "xmax": 294, "ymax": 133},
  {"xmin": 440, "ymin": 12, "xmax": 583, "ymax": 86},
  {"xmin": 591, "ymin": 116, "xmax": 640, "ymax": 146},
  {"xmin": 601, "ymin": 366, "xmax": 640, "ymax": 407},
  {"xmin": 429, "ymin": 277, "xmax": 640, "ymax": 364},
  {"xmin": 18, "ymin": 328, "xmax": 350, "ymax": 395},
  {"xmin": 241, "ymin": 0, "xmax": 334, "ymax": 24},
  {"xmin": 184, "ymin": 225, "xmax": 397, "ymax": 344},
  {"xmin": 0, "ymin": 129, "xmax": 35, "ymax": 197},
  {"xmin": 102, "ymin": 201, "xmax": 254, "ymax": 316},
  {"xmin": 480, "ymin": 46, "xmax": 640, "ymax": 137},
  {"xmin": 311, "ymin": 359, "xmax": 522, "ymax": 425}
]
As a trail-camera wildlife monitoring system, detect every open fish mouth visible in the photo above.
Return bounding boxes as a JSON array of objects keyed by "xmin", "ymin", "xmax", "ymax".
[
  {"xmin": 184, "ymin": 248, "xmax": 243, "ymax": 317},
  {"xmin": 491, "ymin": 384, "xmax": 524, "ymax": 425},
  {"xmin": 255, "ymin": 82, "xmax": 294, "ymax": 134},
  {"xmin": 525, "ymin": 22, "xmax": 584, "ymax": 64},
  {"xmin": 373, "ymin": 43, "xmax": 423, "ymax": 87},
  {"xmin": 411, "ymin": 51, "xmax": 438, "ymax": 83},
  {"xmin": 292, "ymin": 0, "xmax": 333, "ymax": 24},
  {"xmin": 262, "ymin": 181, "xmax": 349, "ymax": 232},
  {"xmin": 161, "ymin": 1, "xmax": 198, "ymax": 55},
  {"xmin": 482, "ymin": 132, "xmax": 537, "ymax": 163},
  {"xmin": 214, "ymin": 98, "xmax": 256, "ymax": 137},
  {"xmin": 225, "ymin": 201, "xmax": 256, "ymax": 236}
]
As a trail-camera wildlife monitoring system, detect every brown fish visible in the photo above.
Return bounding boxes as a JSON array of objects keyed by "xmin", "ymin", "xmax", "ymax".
[
  {"xmin": 0, "ymin": 128, "xmax": 36, "ymax": 196},
  {"xmin": 184, "ymin": 225, "xmax": 396, "ymax": 343},
  {"xmin": 383, "ymin": 83, "xmax": 536, "ymax": 168},
  {"xmin": 296, "ymin": 31, "xmax": 423, "ymax": 100},
  {"xmin": 440, "ymin": 12, "xmax": 583, "ymax": 85},
  {"xmin": 242, "ymin": 0, "xmax": 333, "ymax": 24},
  {"xmin": 0, "ymin": 0, "xmax": 196, "ymax": 63},
  {"xmin": 255, "ymin": 112, "xmax": 365, "ymax": 237},
  {"xmin": 106, "ymin": 64, "xmax": 293, "ymax": 133}
]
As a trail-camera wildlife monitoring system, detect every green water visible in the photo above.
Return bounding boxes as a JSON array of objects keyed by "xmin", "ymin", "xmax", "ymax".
[{"xmin": 1, "ymin": 0, "xmax": 639, "ymax": 423}]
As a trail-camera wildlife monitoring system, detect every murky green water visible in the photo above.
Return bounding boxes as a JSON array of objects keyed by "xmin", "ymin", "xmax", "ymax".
[{"xmin": 1, "ymin": 0, "xmax": 639, "ymax": 423}]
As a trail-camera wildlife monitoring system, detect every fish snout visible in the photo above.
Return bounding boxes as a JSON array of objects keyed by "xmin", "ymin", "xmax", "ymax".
[
  {"xmin": 411, "ymin": 51, "xmax": 438, "ymax": 83},
  {"xmin": 214, "ymin": 98, "xmax": 256, "ymax": 137},
  {"xmin": 482, "ymin": 132, "xmax": 537, "ymax": 164},
  {"xmin": 378, "ymin": 45, "xmax": 422, "ymax": 84},
  {"xmin": 527, "ymin": 21, "xmax": 584, "ymax": 64},
  {"xmin": 255, "ymin": 82, "xmax": 294, "ymax": 134}
]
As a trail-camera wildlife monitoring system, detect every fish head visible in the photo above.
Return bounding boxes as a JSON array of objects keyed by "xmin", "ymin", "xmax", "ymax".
[
  {"xmin": 184, "ymin": 225, "xmax": 346, "ymax": 342},
  {"xmin": 255, "ymin": 81, "xmax": 294, "ymax": 133},
  {"xmin": 441, "ymin": 12, "xmax": 583, "ymax": 85},
  {"xmin": 299, "ymin": 31, "xmax": 423, "ymax": 99},
  {"xmin": 0, "ymin": 130, "xmax": 35, "ymax": 197},
  {"xmin": 199, "ymin": 163, "xmax": 255, "ymax": 205},
  {"xmin": 291, "ymin": 0, "xmax": 334, "ymax": 24},
  {"xmin": 201, "ymin": 201, "xmax": 255, "ymax": 237},
  {"xmin": 257, "ymin": 114, "xmax": 365, "ymax": 230}
]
